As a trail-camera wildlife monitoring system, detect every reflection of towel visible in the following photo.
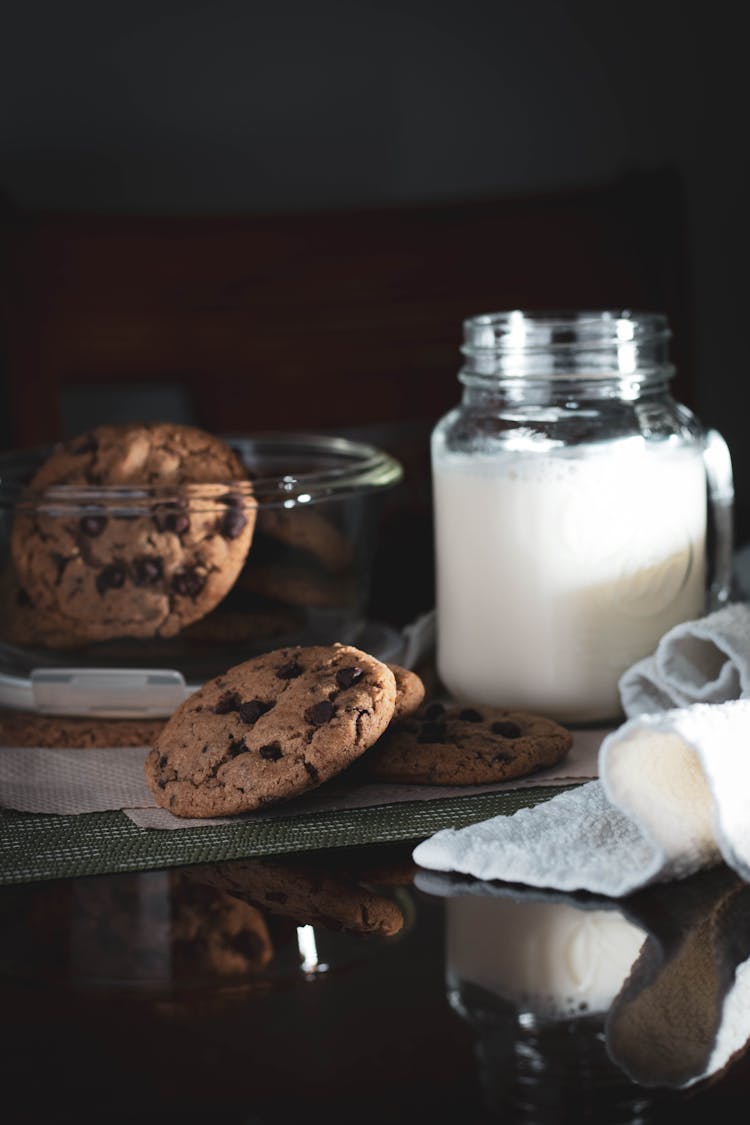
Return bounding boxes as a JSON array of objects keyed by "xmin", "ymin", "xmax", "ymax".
[
  {"xmin": 413, "ymin": 699, "xmax": 750, "ymax": 897},
  {"xmin": 605, "ymin": 872, "xmax": 750, "ymax": 1089},
  {"xmin": 619, "ymin": 602, "xmax": 750, "ymax": 717}
]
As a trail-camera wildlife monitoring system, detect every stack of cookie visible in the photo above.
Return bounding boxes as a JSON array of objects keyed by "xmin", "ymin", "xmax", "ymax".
[
  {"xmin": 145, "ymin": 641, "xmax": 572, "ymax": 818},
  {"xmin": 3, "ymin": 421, "xmax": 368, "ymax": 662}
]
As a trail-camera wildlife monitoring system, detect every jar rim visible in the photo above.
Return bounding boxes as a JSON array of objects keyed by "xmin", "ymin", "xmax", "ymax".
[
  {"xmin": 460, "ymin": 309, "xmax": 673, "ymax": 381},
  {"xmin": 462, "ymin": 309, "xmax": 670, "ymax": 353}
]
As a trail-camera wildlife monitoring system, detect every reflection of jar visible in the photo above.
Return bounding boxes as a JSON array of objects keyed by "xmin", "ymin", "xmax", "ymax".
[
  {"xmin": 445, "ymin": 894, "xmax": 650, "ymax": 1122},
  {"xmin": 431, "ymin": 310, "xmax": 734, "ymax": 723}
]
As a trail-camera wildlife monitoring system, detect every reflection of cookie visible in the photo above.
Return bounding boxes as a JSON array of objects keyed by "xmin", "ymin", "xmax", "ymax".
[
  {"xmin": 43, "ymin": 870, "xmax": 273, "ymax": 984},
  {"xmin": 205, "ymin": 857, "xmax": 404, "ymax": 936},
  {"xmin": 0, "ymin": 707, "xmax": 165, "ymax": 748},
  {"xmin": 170, "ymin": 870, "xmax": 274, "ymax": 978},
  {"xmin": 236, "ymin": 563, "xmax": 358, "ymax": 609},
  {"xmin": 145, "ymin": 643, "xmax": 398, "ymax": 817},
  {"xmin": 10, "ymin": 423, "xmax": 255, "ymax": 641},
  {"xmin": 258, "ymin": 507, "xmax": 353, "ymax": 573},
  {"xmin": 388, "ymin": 664, "xmax": 425, "ymax": 722},
  {"xmin": 365, "ymin": 702, "xmax": 572, "ymax": 785}
]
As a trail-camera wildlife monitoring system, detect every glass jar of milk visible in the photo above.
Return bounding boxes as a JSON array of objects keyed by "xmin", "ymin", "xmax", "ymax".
[{"xmin": 431, "ymin": 310, "xmax": 734, "ymax": 724}]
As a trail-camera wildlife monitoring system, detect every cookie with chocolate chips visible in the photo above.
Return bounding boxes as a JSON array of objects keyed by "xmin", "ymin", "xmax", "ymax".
[
  {"xmin": 364, "ymin": 702, "xmax": 572, "ymax": 785},
  {"xmin": 144, "ymin": 643, "xmax": 398, "ymax": 817},
  {"xmin": 10, "ymin": 422, "xmax": 255, "ymax": 641},
  {"xmin": 388, "ymin": 663, "xmax": 425, "ymax": 722}
]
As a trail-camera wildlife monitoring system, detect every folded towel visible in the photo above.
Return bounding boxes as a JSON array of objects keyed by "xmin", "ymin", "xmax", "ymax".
[
  {"xmin": 413, "ymin": 699, "xmax": 750, "ymax": 897},
  {"xmin": 619, "ymin": 602, "xmax": 750, "ymax": 717}
]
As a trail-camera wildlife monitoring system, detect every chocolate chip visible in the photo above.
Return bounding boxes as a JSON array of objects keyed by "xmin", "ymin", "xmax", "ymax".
[
  {"xmin": 154, "ymin": 506, "xmax": 190, "ymax": 535},
  {"xmin": 95, "ymin": 562, "xmax": 127, "ymax": 594},
  {"xmin": 459, "ymin": 708, "xmax": 483, "ymax": 722},
  {"xmin": 219, "ymin": 508, "xmax": 248, "ymax": 540},
  {"xmin": 259, "ymin": 742, "xmax": 283, "ymax": 760},
  {"xmin": 492, "ymin": 720, "xmax": 522, "ymax": 739},
  {"xmin": 16, "ymin": 587, "xmax": 32, "ymax": 607},
  {"xmin": 418, "ymin": 721, "xmax": 447, "ymax": 744},
  {"xmin": 238, "ymin": 698, "xmax": 274, "ymax": 724},
  {"xmin": 212, "ymin": 691, "xmax": 241, "ymax": 714},
  {"xmin": 171, "ymin": 568, "xmax": 205, "ymax": 598},
  {"xmin": 336, "ymin": 666, "xmax": 364, "ymax": 690},
  {"xmin": 227, "ymin": 737, "xmax": 247, "ymax": 757},
  {"xmin": 220, "ymin": 491, "xmax": 243, "ymax": 507},
  {"xmin": 158, "ymin": 755, "xmax": 168, "ymax": 769},
  {"xmin": 423, "ymin": 702, "xmax": 446, "ymax": 720},
  {"xmin": 305, "ymin": 700, "xmax": 336, "ymax": 726},
  {"xmin": 132, "ymin": 555, "xmax": 163, "ymax": 586},
  {"xmin": 276, "ymin": 660, "xmax": 303, "ymax": 679},
  {"xmin": 79, "ymin": 515, "xmax": 107, "ymax": 537}
]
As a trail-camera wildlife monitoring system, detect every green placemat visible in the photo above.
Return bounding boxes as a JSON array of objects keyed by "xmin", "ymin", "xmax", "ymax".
[{"xmin": 0, "ymin": 783, "xmax": 579, "ymax": 886}]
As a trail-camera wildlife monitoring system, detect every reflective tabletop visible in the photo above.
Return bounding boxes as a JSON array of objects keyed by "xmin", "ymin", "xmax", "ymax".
[{"xmin": 2, "ymin": 846, "xmax": 750, "ymax": 1123}]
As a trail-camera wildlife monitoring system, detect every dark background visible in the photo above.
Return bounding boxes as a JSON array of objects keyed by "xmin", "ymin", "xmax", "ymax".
[{"xmin": 1, "ymin": 0, "xmax": 747, "ymax": 544}]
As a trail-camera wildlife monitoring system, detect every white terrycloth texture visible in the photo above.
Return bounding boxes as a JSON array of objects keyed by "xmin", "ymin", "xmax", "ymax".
[
  {"xmin": 413, "ymin": 699, "xmax": 750, "ymax": 896},
  {"xmin": 619, "ymin": 602, "xmax": 750, "ymax": 717}
]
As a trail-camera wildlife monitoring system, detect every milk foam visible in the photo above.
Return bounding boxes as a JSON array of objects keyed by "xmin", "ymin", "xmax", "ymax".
[{"xmin": 433, "ymin": 439, "xmax": 707, "ymax": 722}]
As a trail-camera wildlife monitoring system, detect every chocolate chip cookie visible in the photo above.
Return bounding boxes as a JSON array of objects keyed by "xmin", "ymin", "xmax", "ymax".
[
  {"xmin": 170, "ymin": 869, "xmax": 274, "ymax": 978},
  {"xmin": 10, "ymin": 422, "xmax": 255, "ymax": 641},
  {"xmin": 145, "ymin": 643, "xmax": 398, "ymax": 817},
  {"xmin": 0, "ymin": 569, "xmax": 89, "ymax": 650},
  {"xmin": 388, "ymin": 663, "xmax": 425, "ymax": 722},
  {"xmin": 257, "ymin": 507, "xmax": 354, "ymax": 573},
  {"xmin": 0, "ymin": 707, "xmax": 166, "ymax": 749},
  {"xmin": 182, "ymin": 605, "xmax": 303, "ymax": 645},
  {"xmin": 236, "ymin": 562, "xmax": 358, "ymax": 609},
  {"xmin": 391, "ymin": 661, "xmax": 425, "ymax": 724},
  {"xmin": 365, "ymin": 702, "xmax": 572, "ymax": 785}
]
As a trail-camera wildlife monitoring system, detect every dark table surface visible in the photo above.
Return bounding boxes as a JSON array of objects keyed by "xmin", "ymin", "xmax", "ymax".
[{"xmin": 2, "ymin": 842, "xmax": 750, "ymax": 1124}]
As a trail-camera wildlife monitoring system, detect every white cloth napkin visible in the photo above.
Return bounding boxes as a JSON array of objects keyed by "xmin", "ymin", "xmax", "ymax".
[
  {"xmin": 619, "ymin": 602, "xmax": 750, "ymax": 717},
  {"xmin": 413, "ymin": 699, "xmax": 750, "ymax": 897}
]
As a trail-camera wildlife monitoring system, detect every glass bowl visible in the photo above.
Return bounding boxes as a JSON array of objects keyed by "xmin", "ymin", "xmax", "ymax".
[{"xmin": 0, "ymin": 431, "xmax": 403, "ymax": 714}]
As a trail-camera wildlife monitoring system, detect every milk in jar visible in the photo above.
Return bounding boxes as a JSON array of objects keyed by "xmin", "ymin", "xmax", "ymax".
[
  {"xmin": 433, "ymin": 439, "xmax": 706, "ymax": 722},
  {"xmin": 432, "ymin": 311, "xmax": 733, "ymax": 724}
]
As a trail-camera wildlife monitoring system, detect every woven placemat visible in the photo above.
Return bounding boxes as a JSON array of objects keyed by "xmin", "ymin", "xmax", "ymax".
[{"xmin": 0, "ymin": 783, "xmax": 578, "ymax": 885}]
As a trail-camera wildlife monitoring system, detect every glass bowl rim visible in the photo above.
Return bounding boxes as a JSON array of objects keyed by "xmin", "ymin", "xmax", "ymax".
[{"xmin": 0, "ymin": 430, "xmax": 404, "ymax": 510}]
